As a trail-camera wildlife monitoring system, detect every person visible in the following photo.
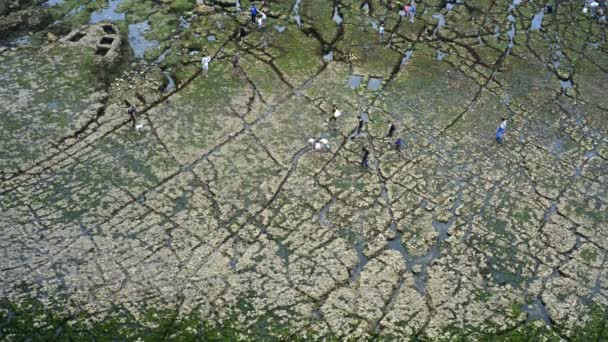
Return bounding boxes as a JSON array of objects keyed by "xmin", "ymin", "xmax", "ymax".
[
  {"xmin": 361, "ymin": 148, "xmax": 370, "ymax": 168},
  {"xmin": 239, "ymin": 26, "xmax": 247, "ymax": 42},
  {"xmin": 328, "ymin": 106, "xmax": 341, "ymax": 131},
  {"xmin": 544, "ymin": 3, "xmax": 553, "ymax": 13},
  {"xmin": 379, "ymin": 20, "xmax": 385, "ymax": 41},
  {"xmin": 232, "ymin": 54, "xmax": 240, "ymax": 74},
  {"xmin": 257, "ymin": 11, "xmax": 267, "ymax": 28},
  {"xmin": 333, "ymin": 106, "xmax": 342, "ymax": 119},
  {"xmin": 395, "ymin": 137, "xmax": 403, "ymax": 150},
  {"xmin": 404, "ymin": 3, "xmax": 411, "ymax": 15},
  {"xmin": 127, "ymin": 105, "xmax": 137, "ymax": 129},
  {"xmin": 319, "ymin": 138, "xmax": 330, "ymax": 151},
  {"xmin": 495, "ymin": 118, "xmax": 507, "ymax": 143},
  {"xmin": 409, "ymin": 3, "xmax": 416, "ymax": 22},
  {"xmin": 590, "ymin": 0, "xmax": 599, "ymax": 16},
  {"xmin": 251, "ymin": 4, "xmax": 258, "ymax": 24},
  {"xmin": 356, "ymin": 115, "xmax": 364, "ymax": 136},
  {"xmin": 311, "ymin": 138, "xmax": 330, "ymax": 152},
  {"xmin": 329, "ymin": 106, "xmax": 341, "ymax": 121},
  {"xmin": 387, "ymin": 122, "xmax": 396, "ymax": 137},
  {"xmin": 201, "ymin": 55, "xmax": 211, "ymax": 77},
  {"xmin": 362, "ymin": 0, "xmax": 371, "ymax": 14}
]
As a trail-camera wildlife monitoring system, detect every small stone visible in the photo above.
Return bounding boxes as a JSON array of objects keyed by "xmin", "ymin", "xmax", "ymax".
[
  {"xmin": 195, "ymin": 4, "xmax": 214, "ymax": 15},
  {"xmin": 47, "ymin": 32, "xmax": 58, "ymax": 42}
]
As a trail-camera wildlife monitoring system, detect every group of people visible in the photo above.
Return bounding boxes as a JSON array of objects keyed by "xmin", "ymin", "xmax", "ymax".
[
  {"xmin": 321, "ymin": 106, "xmax": 509, "ymax": 169},
  {"xmin": 128, "ymin": 0, "xmax": 510, "ymax": 167},
  {"xmin": 313, "ymin": 106, "xmax": 408, "ymax": 169},
  {"xmin": 197, "ymin": 3, "xmax": 272, "ymax": 78},
  {"xmin": 584, "ymin": 0, "xmax": 607, "ymax": 17},
  {"xmin": 403, "ymin": 2, "xmax": 417, "ymax": 22},
  {"xmin": 359, "ymin": 122, "xmax": 403, "ymax": 168},
  {"xmin": 250, "ymin": 4, "xmax": 268, "ymax": 29},
  {"xmin": 378, "ymin": 2, "xmax": 417, "ymax": 40}
]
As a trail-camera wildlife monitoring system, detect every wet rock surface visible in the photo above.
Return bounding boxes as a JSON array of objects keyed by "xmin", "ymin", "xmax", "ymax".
[{"xmin": 0, "ymin": 0, "xmax": 607, "ymax": 339}]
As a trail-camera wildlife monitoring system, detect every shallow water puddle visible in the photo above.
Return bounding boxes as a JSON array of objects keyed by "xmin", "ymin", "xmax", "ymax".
[
  {"xmin": 128, "ymin": 20, "xmax": 159, "ymax": 59},
  {"xmin": 367, "ymin": 78, "xmax": 382, "ymax": 91},
  {"xmin": 90, "ymin": 0, "xmax": 125, "ymax": 24},
  {"xmin": 347, "ymin": 75, "xmax": 363, "ymax": 89},
  {"xmin": 530, "ymin": 10, "xmax": 545, "ymax": 31}
]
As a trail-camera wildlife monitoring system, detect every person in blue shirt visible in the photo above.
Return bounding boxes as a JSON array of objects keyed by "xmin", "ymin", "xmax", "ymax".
[
  {"xmin": 395, "ymin": 137, "xmax": 403, "ymax": 150},
  {"xmin": 251, "ymin": 4, "xmax": 258, "ymax": 24},
  {"xmin": 409, "ymin": 3, "xmax": 416, "ymax": 22},
  {"xmin": 495, "ymin": 118, "xmax": 507, "ymax": 143}
]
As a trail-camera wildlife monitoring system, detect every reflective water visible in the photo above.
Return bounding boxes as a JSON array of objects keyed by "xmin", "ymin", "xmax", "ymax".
[
  {"xmin": 90, "ymin": 0, "xmax": 125, "ymax": 24},
  {"xmin": 128, "ymin": 20, "xmax": 159, "ymax": 59}
]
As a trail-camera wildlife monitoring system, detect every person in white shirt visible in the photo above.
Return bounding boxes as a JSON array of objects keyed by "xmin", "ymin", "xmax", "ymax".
[
  {"xmin": 201, "ymin": 55, "xmax": 211, "ymax": 77},
  {"xmin": 329, "ymin": 106, "xmax": 341, "ymax": 131},
  {"xmin": 333, "ymin": 106, "xmax": 342, "ymax": 119},
  {"xmin": 258, "ymin": 12, "xmax": 267, "ymax": 28},
  {"xmin": 590, "ymin": 1, "xmax": 599, "ymax": 16},
  {"xmin": 319, "ymin": 138, "xmax": 330, "ymax": 151}
]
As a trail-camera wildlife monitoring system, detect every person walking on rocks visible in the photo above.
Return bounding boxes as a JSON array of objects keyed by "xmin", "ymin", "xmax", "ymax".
[
  {"xmin": 395, "ymin": 137, "xmax": 403, "ymax": 150},
  {"xmin": 201, "ymin": 54, "xmax": 211, "ymax": 77},
  {"xmin": 127, "ymin": 105, "xmax": 137, "ymax": 129},
  {"xmin": 356, "ymin": 115, "xmax": 365, "ymax": 136},
  {"xmin": 379, "ymin": 20, "xmax": 386, "ymax": 42},
  {"xmin": 333, "ymin": 106, "xmax": 342, "ymax": 120},
  {"xmin": 239, "ymin": 26, "xmax": 248, "ymax": 43},
  {"xmin": 387, "ymin": 121, "xmax": 396, "ymax": 137},
  {"xmin": 232, "ymin": 54, "xmax": 240, "ymax": 74},
  {"xmin": 251, "ymin": 4, "xmax": 258, "ymax": 24},
  {"xmin": 329, "ymin": 105, "xmax": 342, "ymax": 131},
  {"xmin": 409, "ymin": 2, "xmax": 416, "ymax": 22},
  {"xmin": 495, "ymin": 118, "xmax": 507, "ymax": 144},
  {"xmin": 590, "ymin": 0, "xmax": 599, "ymax": 16},
  {"xmin": 361, "ymin": 148, "xmax": 370, "ymax": 168},
  {"xmin": 257, "ymin": 11, "xmax": 267, "ymax": 28}
]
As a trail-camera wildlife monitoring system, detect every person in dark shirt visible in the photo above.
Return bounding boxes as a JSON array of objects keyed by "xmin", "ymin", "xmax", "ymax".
[
  {"xmin": 127, "ymin": 105, "xmax": 137, "ymax": 128},
  {"xmin": 361, "ymin": 148, "xmax": 370, "ymax": 168},
  {"xmin": 356, "ymin": 115, "xmax": 364, "ymax": 136},
  {"xmin": 387, "ymin": 122, "xmax": 396, "ymax": 137}
]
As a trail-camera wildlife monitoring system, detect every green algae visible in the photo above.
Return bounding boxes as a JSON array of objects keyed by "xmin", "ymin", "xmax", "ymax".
[{"xmin": 2, "ymin": 296, "xmax": 606, "ymax": 341}]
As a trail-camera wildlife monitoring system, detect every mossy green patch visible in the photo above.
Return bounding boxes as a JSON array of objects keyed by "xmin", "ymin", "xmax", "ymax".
[
  {"xmin": 580, "ymin": 246, "xmax": 598, "ymax": 263},
  {"xmin": 168, "ymin": 0, "xmax": 195, "ymax": 13},
  {"xmin": 146, "ymin": 11, "xmax": 179, "ymax": 41},
  {"xmin": 119, "ymin": 0, "xmax": 159, "ymax": 24},
  {"xmin": 271, "ymin": 29, "xmax": 323, "ymax": 85},
  {"xmin": 5, "ymin": 296, "xmax": 605, "ymax": 341}
]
